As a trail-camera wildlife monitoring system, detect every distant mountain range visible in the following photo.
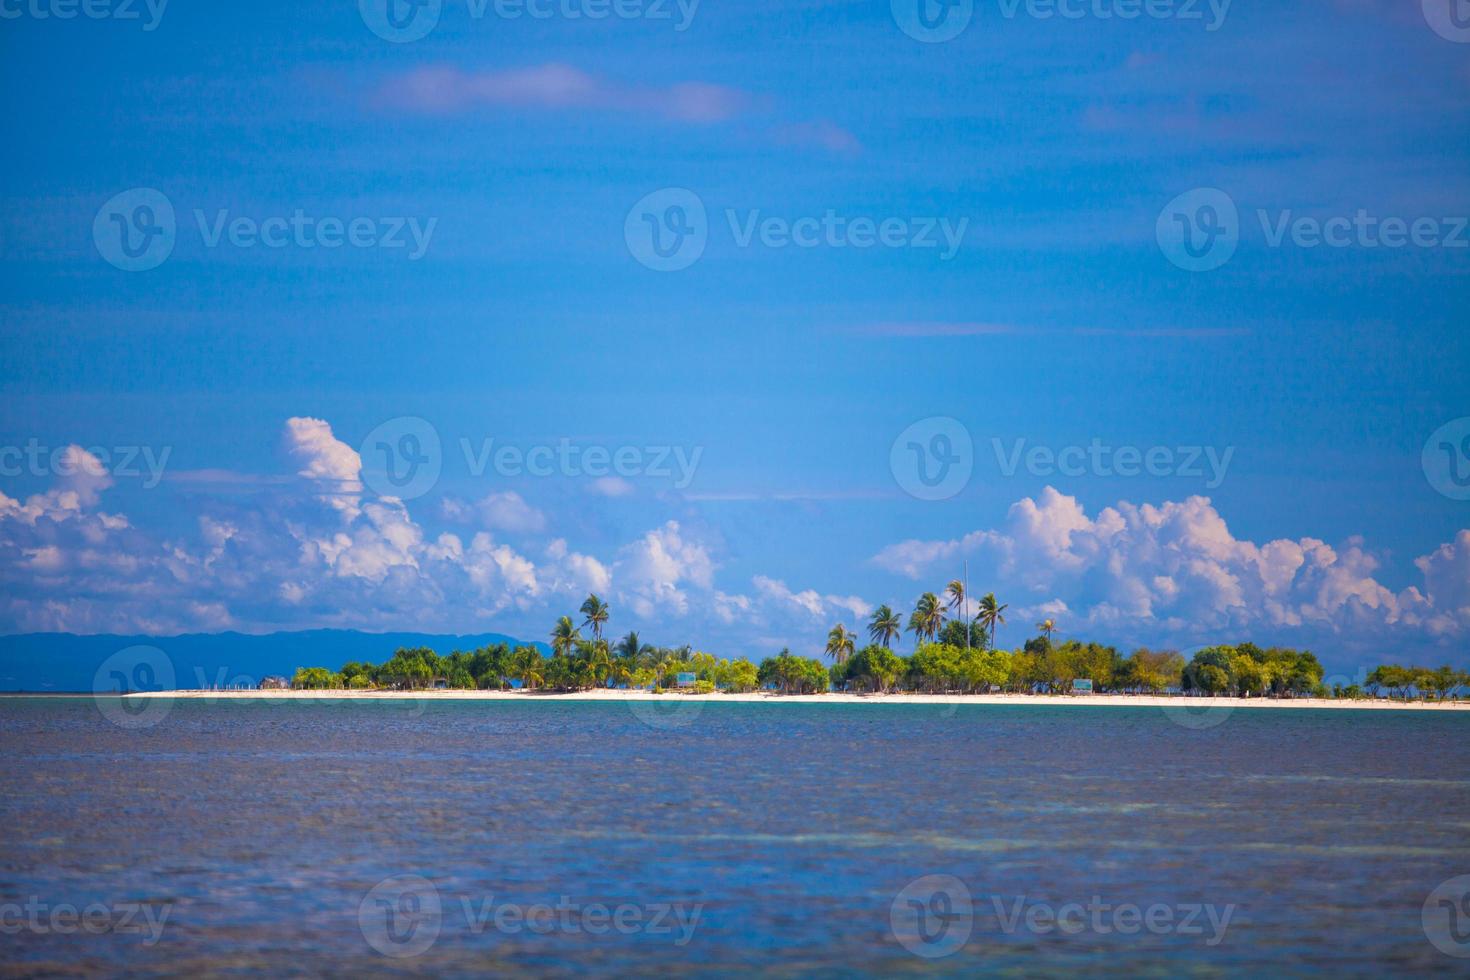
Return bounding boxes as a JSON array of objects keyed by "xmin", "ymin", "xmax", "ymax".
[{"xmin": 0, "ymin": 630, "xmax": 548, "ymax": 692}]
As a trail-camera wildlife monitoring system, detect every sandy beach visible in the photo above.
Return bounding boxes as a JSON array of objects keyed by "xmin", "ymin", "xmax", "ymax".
[{"xmin": 114, "ymin": 689, "xmax": 1470, "ymax": 710}]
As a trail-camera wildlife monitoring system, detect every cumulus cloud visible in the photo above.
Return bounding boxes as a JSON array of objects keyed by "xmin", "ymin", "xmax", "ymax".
[
  {"xmin": 612, "ymin": 521, "xmax": 715, "ymax": 618},
  {"xmin": 870, "ymin": 487, "xmax": 1470, "ymax": 651},
  {"xmin": 5, "ymin": 428, "xmax": 1464, "ymax": 663},
  {"xmin": 0, "ymin": 420, "xmax": 805, "ymax": 641},
  {"xmin": 442, "ymin": 491, "xmax": 547, "ymax": 534}
]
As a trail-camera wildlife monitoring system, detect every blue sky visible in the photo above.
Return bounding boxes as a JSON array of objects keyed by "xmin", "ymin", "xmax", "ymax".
[{"xmin": 1, "ymin": 0, "xmax": 1467, "ymax": 672}]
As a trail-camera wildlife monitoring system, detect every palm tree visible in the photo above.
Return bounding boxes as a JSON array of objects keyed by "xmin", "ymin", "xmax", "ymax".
[
  {"xmin": 615, "ymin": 631, "xmax": 642, "ymax": 661},
  {"xmin": 586, "ymin": 640, "xmax": 612, "ymax": 688},
  {"xmin": 825, "ymin": 623, "xmax": 855, "ymax": 664},
  {"xmin": 512, "ymin": 646, "xmax": 544, "ymax": 690},
  {"xmin": 946, "ymin": 580, "xmax": 966, "ymax": 618},
  {"xmin": 1036, "ymin": 618, "xmax": 1059, "ymax": 646},
  {"xmin": 977, "ymin": 592, "xmax": 1008, "ymax": 648},
  {"xmin": 579, "ymin": 594, "xmax": 610, "ymax": 642},
  {"xmin": 550, "ymin": 615, "xmax": 581, "ymax": 659},
  {"xmin": 946, "ymin": 579, "xmax": 969, "ymax": 651},
  {"xmin": 908, "ymin": 592, "xmax": 944, "ymax": 645},
  {"xmin": 868, "ymin": 604, "xmax": 902, "ymax": 649}
]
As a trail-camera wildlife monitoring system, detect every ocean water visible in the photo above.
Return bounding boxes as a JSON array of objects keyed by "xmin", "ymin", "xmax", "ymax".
[{"xmin": 2, "ymin": 697, "xmax": 1469, "ymax": 976}]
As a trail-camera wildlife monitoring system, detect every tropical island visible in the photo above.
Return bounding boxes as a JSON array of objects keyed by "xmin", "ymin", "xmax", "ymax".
[{"xmin": 236, "ymin": 588, "xmax": 1467, "ymax": 706}]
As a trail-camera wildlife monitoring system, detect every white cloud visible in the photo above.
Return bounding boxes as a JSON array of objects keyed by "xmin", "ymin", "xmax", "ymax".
[
  {"xmin": 587, "ymin": 476, "xmax": 635, "ymax": 498},
  {"xmin": 752, "ymin": 575, "xmax": 872, "ymax": 624},
  {"xmin": 613, "ymin": 521, "xmax": 715, "ymax": 618},
  {"xmin": 444, "ymin": 491, "xmax": 548, "ymax": 534},
  {"xmin": 869, "ymin": 486, "xmax": 1470, "ymax": 651}
]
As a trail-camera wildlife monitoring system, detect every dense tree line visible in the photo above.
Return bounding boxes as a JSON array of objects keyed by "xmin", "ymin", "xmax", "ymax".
[{"xmin": 288, "ymin": 589, "xmax": 1467, "ymax": 701}]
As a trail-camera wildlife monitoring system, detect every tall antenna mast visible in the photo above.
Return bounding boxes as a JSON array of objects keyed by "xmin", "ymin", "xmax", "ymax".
[{"xmin": 963, "ymin": 559, "xmax": 970, "ymax": 653}]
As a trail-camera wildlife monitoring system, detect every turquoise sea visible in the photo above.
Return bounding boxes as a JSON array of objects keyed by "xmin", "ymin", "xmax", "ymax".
[{"xmin": 2, "ymin": 698, "xmax": 1469, "ymax": 976}]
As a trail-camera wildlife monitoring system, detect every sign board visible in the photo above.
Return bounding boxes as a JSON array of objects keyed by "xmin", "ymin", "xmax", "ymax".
[
  {"xmin": 1072, "ymin": 678, "xmax": 1094, "ymax": 694},
  {"xmin": 676, "ymin": 672, "xmax": 697, "ymax": 688}
]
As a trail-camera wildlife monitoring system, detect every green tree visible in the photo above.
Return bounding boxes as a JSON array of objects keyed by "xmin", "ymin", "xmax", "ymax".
[
  {"xmin": 977, "ymin": 592, "xmax": 1008, "ymax": 648},
  {"xmin": 908, "ymin": 592, "xmax": 944, "ymax": 645},
  {"xmin": 550, "ymin": 616, "xmax": 581, "ymax": 659},
  {"xmin": 847, "ymin": 644, "xmax": 904, "ymax": 693},
  {"xmin": 868, "ymin": 605, "xmax": 902, "ymax": 649},
  {"xmin": 938, "ymin": 618, "xmax": 986, "ymax": 650},
  {"xmin": 579, "ymin": 594, "xmax": 610, "ymax": 642},
  {"xmin": 825, "ymin": 623, "xmax": 856, "ymax": 664},
  {"xmin": 291, "ymin": 666, "xmax": 343, "ymax": 690}
]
